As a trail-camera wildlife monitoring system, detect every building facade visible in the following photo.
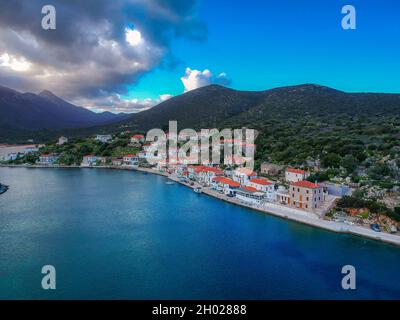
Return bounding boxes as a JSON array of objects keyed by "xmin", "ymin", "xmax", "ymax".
[
  {"xmin": 289, "ymin": 180, "xmax": 325, "ymax": 211},
  {"xmin": 285, "ymin": 168, "xmax": 309, "ymax": 183}
]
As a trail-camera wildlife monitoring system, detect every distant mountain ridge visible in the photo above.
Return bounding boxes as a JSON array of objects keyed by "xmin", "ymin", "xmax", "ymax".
[
  {"xmin": 0, "ymin": 85, "xmax": 129, "ymax": 133},
  {"xmin": 99, "ymin": 83, "xmax": 400, "ymax": 132},
  {"xmin": 1, "ymin": 83, "xmax": 400, "ymax": 143}
]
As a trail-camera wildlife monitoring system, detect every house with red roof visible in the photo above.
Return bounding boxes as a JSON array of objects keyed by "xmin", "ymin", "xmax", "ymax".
[
  {"xmin": 232, "ymin": 167, "xmax": 257, "ymax": 185},
  {"xmin": 285, "ymin": 168, "xmax": 310, "ymax": 183},
  {"xmin": 236, "ymin": 186, "xmax": 266, "ymax": 205},
  {"xmin": 81, "ymin": 154, "xmax": 98, "ymax": 166},
  {"xmin": 289, "ymin": 180, "xmax": 325, "ymax": 211},
  {"xmin": 212, "ymin": 177, "xmax": 240, "ymax": 196},
  {"xmin": 199, "ymin": 166, "xmax": 225, "ymax": 185},
  {"xmin": 187, "ymin": 165, "xmax": 206, "ymax": 180},
  {"xmin": 130, "ymin": 134, "xmax": 145, "ymax": 144},
  {"xmin": 247, "ymin": 178, "xmax": 274, "ymax": 193},
  {"xmin": 246, "ymin": 177, "xmax": 276, "ymax": 201}
]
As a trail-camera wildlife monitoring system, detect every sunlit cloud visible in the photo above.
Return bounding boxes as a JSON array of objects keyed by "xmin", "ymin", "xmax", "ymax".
[
  {"xmin": 0, "ymin": 53, "xmax": 31, "ymax": 72},
  {"xmin": 125, "ymin": 28, "xmax": 143, "ymax": 46},
  {"xmin": 78, "ymin": 93, "xmax": 174, "ymax": 113},
  {"xmin": 0, "ymin": 0, "xmax": 206, "ymax": 111},
  {"xmin": 181, "ymin": 67, "xmax": 231, "ymax": 92}
]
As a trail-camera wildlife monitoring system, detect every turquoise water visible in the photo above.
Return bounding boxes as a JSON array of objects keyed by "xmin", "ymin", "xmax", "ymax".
[{"xmin": 0, "ymin": 167, "xmax": 399, "ymax": 300}]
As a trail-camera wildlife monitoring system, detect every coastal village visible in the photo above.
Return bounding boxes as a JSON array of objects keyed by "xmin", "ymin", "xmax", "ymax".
[{"xmin": 1, "ymin": 131, "xmax": 400, "ymax": 245}]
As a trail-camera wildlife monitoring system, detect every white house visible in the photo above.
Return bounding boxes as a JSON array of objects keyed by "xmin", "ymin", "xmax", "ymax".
[
  {"xmin": 112, "ymin": 158, "xmax": 123, "ymax": 166},
  {"xmin": 138, "ymin": 151, "xmax": 147, "ymax": 159},
  {"xmin": 212, "ymin": 177, "xmax": 240, "ymax": 196},
  {"xmin": 198, "ymin": 167, "xmax": 224, "ymax": 185},
  {"xmin": 130, "ymin": 134, "xmax": 145, "ymax": 144},
  {"xmin": 232, "ymin": 167, "xmax": 257, "ymax": 185},
  {"xmin": 96, "ymin": 134, "xmax": 112, "ymax": 143},
  {"xmin": 236, "ymin": 186, "xmax": 266, "ymax": 205},
  {"xmin": 187, "ymin": 165, "xmax": 205, "ymax": 180},
  {"xmin": 82, "ymin": 155, "xmax": 97, "ymax": 166},
  {"xmin": 57, "ymin": 136, "xmax": 68, "ymax": 145},
  {"xmin": 285, "ymin": 168, "xmax": 309, "ymax": 183},
  {"xmin": 4, "ymin": 153, "xmax": 18, "ymax": 161},
  {"xmin": 123, "ymin": 154, "xmax": 139, "ymax": 167},
  {"xmin": 246, "ymin": 177, "xmax": 276, "ymax": 201},
  {"xmin": 38, "ymin": 154, "xmax": 59, "ymax": 165}
]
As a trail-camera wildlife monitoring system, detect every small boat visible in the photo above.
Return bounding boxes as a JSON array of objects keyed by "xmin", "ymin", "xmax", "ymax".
[
  {"xmin": 0, "ymin": 183, "xmax": 9, "ymax": 195},
  {"xmin": 166, "ymin": 181, "xmax": 175, "ymax": 185},
  {"xmin": 193, "ymin": 187, "xmax": 202, "ymax": 194},
  {"xmin": 370, "ymin": 224, "xmax": 381, "ymax": 232}
]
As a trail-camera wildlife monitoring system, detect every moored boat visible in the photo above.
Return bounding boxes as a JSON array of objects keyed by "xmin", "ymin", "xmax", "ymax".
[
  {"xmin": 0, "ymin": 183, "xmax": 9, "ymax": 195},
  {"xmin": 193, "ymin": 187, "xmax": 202, "ymax": 194}
]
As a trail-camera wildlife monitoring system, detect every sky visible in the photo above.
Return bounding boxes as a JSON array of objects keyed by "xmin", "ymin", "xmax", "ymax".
[{"xmin": 0, "ymin": 0, "xmax": 399, "ymax": 113}]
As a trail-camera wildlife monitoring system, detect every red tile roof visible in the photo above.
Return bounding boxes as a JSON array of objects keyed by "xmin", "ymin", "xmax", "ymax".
[
  {"xmin": 132, "ymin": 135, "xmax": 144, "ymax": 139},
  {"xmin": 242, "ymin": 186, "xmax": 258, "ymax": 192},
  {"xmin": 287, "ymin": 168, "xmax": 306, "ymax": 174},
  {"xmin": 212, "ymin": 177, "xmax": 240, "ymax": 187},
  {"xmin": 235, "ymin": 167, "xmax": 257, "ymax": 176},
  {"xmin": 291, "ymin": 180, "xmax": 320, "ymax": 189},
  {"xmin": 250, "ymin": 178, "xmax": 273, "ymax": 186},
  {"xmin": 188, "ymin": 165, "xmax": 206, "ymax": 173},
  {"xmin": 201, "ymin": 167, "xmax": 224, "ymax": 174}
]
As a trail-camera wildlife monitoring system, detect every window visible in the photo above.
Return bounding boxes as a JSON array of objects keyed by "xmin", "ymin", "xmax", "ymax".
[{"xmin": 306, "ymin": 197, "xmax": 309, "ymax": 201}]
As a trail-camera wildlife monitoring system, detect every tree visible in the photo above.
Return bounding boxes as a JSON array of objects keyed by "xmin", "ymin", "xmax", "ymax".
[
  {"xmin": 321, "ymin": 153, "xmax": 341, "ymax": 168},
  {"xmin": 341, "ymin": 155, "xmax": 359, "ymax": 174}
]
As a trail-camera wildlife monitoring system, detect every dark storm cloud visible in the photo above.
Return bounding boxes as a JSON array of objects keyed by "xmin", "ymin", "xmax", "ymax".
[{"xmin": 0, "ymin": 0, "xmax": 205, "ymax": 109}]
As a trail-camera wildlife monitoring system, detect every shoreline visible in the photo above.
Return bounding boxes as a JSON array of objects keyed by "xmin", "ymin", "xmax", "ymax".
[{"xmin": 2, "ymin": 163, "xmax": 400, "ymax": 247}]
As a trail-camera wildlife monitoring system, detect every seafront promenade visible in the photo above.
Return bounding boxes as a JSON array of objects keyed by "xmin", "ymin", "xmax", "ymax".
[
  {"xmin": 153, "ymin": 168, "xmax": 400, "ymax": 247},
  {"xmin": 2, "ymin": 164, "xmax": 400, "ymax": 247}
]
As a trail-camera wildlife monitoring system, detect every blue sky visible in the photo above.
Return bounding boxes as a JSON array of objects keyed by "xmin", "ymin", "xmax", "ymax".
[{"xmin": 128, "ymin": 0, "xmax": 400, "ymax": 101}]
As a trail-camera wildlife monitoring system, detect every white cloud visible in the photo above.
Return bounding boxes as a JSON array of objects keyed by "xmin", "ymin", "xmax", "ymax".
[
  {"xmin": 0, "ymin": 53, "xmax": 31, "ymax": 72},
  {"xmin": 160, "ymin": 94, "xmax": 173, "ymax": 102},
  {"xmin": 125, "ymin": 28, "xmax": 143, "ymax": 46},
  {"xmin": 180, "ymin": 68, "xmax": 231, "ymax": 92},
  {"xmin": 181, "ymin": 68, "xmax": 212, "ymax": 92},
  {"xmin": 79, "ymin": 93, "xmax": 174, "ymax": 113}
]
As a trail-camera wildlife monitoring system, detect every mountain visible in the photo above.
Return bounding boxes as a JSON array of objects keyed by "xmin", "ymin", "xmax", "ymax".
[
  {"xmin": 101, "ymin": 83, "xmax": 400, "ymax": 132},
  {"xmin": 2, "ymin": 83, "xmax": 400, "ymax": 143},
  {"xmin": 0, "ymin": 85, "xmax": 129, "ymax": 133},
  {"xmin": 117, "ymin": 85, "xmax": 268, "ymax": 131}
]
